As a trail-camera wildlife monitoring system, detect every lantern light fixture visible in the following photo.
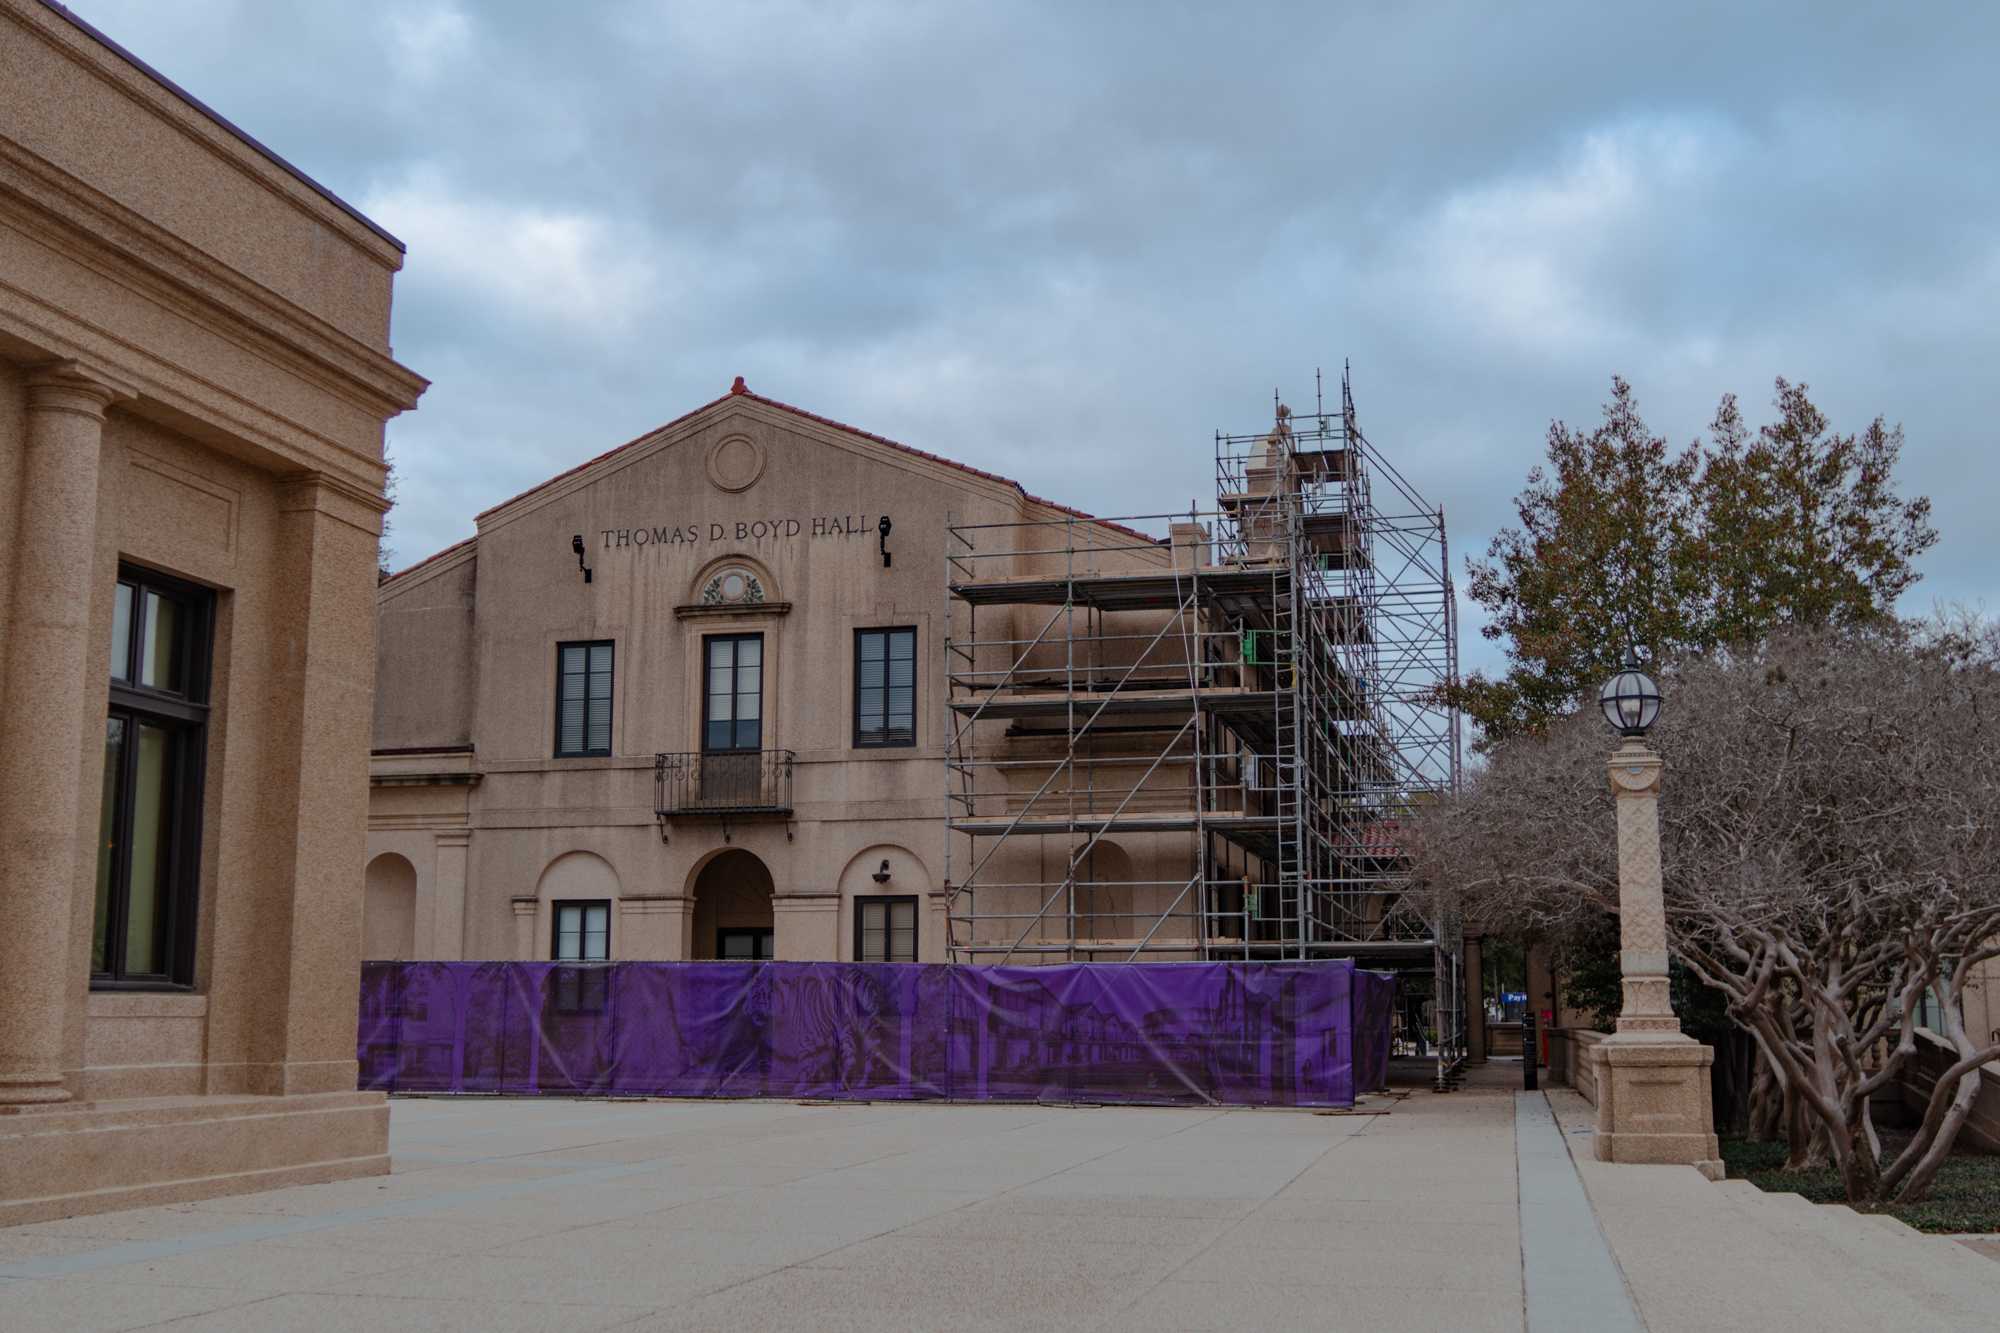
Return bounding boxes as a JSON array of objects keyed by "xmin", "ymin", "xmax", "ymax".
[{"xmin": 1599, "ymin": 646, "xmax": 1662, "ymax": 737}]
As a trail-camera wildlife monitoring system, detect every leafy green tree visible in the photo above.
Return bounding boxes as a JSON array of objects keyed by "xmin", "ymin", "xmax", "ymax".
[
  {"xmin": 1697, "ymin": 380, "xmax": 1935, "ymax": 643},
  {"xmin": 1458, "ymin": 377, "xmax": 1704, "ymax": 744},
  {"xmin": 1456, "ymin": 377, "xmax": 1935, "ymax": 746},
  {"xmin": 377, "ymin": 447, "xmax": 400, "ymax": 582}
]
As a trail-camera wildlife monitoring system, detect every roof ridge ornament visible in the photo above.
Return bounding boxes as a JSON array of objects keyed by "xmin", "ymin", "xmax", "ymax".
[{"xmin": 729, "ymin": 375, "xmax": 749, "ymax": 395}]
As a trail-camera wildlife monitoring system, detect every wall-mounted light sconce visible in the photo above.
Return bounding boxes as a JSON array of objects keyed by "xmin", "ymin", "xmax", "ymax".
[
  {"xmin": 571, "ymin": 534, "xmax": 592, "ymax": 583},
  {"xmin": 877, "ymin": 515, "xmax": 893, "ymax": 568},
  {"xmin": 872, "ymin": 859, "xmax": 892, "ymax": 884}
]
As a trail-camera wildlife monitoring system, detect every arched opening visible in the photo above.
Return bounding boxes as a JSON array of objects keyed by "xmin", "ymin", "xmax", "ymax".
[
  {"xmin": 840, "ymin": 844, "xmax": 931, "ymax": 963},
  {"xmin": 686, "ymin": 552, "xmax": 781, "ymax": 611},
  {"xmin": 363, "ymin": 853, "xmax": 417, "ymax": 960},
  {"xmin": 690, "ymin": 848, "xmax": 775, "ymax": 960},
  {"xmin": 536, "ymin": 851, "xmax": 621, "ymax": 960},
  {"xmin": 1076, "ymin": 840, "xmax": 1134, "ymax": 947}
]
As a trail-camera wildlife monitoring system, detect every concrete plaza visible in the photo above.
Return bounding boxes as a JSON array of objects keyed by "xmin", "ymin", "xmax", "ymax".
[{"xmin": 2, "ymin": 1078, "xmax": 1995, "ymax": 1331}]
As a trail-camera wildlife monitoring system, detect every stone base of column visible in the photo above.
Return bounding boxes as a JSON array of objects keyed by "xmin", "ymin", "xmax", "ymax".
[
  {"xmin": 0, "ymin": 1090, "xmax": 388, "ymax": 1227},
  {"xmin": 1592, "ymin": 1036, "xmax": 1724, "ymax": 1181}
]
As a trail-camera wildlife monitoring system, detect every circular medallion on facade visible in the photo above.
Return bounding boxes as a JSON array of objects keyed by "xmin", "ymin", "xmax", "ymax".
[
  {"xmin": 701, "ymin": 567, "xmax": 767, "ymax": 606},
  {"xmin": 706, "ymin": 433, "xmax": 766, "ymax": 493}
]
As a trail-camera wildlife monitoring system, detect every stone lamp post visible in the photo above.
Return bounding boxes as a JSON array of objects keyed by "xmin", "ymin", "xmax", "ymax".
[{"xmin": 1592, "ymin": 649, "xmax": 1724, "ymax": 1179}]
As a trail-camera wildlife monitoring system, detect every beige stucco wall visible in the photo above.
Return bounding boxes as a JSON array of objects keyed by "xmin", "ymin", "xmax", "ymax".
[
  {"xmin": 0, "ymin": 0, "xmax": 424, "ymax": 1221},
  {"xmin": 375, "ymin": 545, "xmax": 477, "ymax": 747}
]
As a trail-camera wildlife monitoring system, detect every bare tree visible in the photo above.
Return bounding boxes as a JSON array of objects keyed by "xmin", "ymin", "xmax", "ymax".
[{"xmin": 1411, "ymin": 625, "xmax": 2000, "ymax": 1205}]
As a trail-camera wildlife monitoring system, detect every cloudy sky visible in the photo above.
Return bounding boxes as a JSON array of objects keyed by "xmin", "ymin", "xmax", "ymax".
[{"xmin": 73, "ymin": 0, "xmax": 1999, "ymax": 676}]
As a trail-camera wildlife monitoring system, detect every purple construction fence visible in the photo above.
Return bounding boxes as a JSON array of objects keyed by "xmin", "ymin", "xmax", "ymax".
[
  {"xmin": 357, "ymin": 959, "xmax": 1393, "ymax": 1109},
  {"xmin": 1350, "ymin": 968, "xmax": 1395, "ymax": 1094}
]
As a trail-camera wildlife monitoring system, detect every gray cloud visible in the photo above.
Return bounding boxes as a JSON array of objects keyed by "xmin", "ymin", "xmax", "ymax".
[{"xmin": 72, "ymin": 0, "xmax": 2000, "ymax": 673}]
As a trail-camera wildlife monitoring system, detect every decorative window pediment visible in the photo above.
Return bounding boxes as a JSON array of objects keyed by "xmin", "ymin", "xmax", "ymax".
[{"xmin": 677, "ymin": 561, "xmax": 787, "ymax": 620}]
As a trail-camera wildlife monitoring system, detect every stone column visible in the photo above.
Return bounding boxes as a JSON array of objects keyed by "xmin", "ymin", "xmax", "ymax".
[
  {"xmin": 0, "ymin": 362, "xmax": 130, "ymax": 1105},
  {"xmin": 1607, "ymin": 741, "xmax": 1677, "ymax": 1034},
  {"xmin": 1594, "ymin": 737, "xmax": 1723, "ymax": 1177},
  {"xmin": 668, "ymin": 896, "xmax": 698, "ymax": 960},
  {"xmin": 432, "ymin": 831, "xmax": 470, "ymax": 962},
  {"xmin": 926, "ymin": 888, "xmax": 950, "ymax": 965},
  {"xmin": 772, "ymin": 894, "xmax": 839, "ymax": 960},
  {"xmin": 265, "ymin": 472, "xmax": 386, "ymax": 1095},
  {"xmin": 617, "ymin": 896, "xmax": 685, "ymax": 960},
  {"xmin": 511, "ymin": 897, "xmax": 539, "ymax": 960}
]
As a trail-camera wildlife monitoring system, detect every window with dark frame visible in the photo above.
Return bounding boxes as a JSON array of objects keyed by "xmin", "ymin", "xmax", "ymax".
[
  {"xmin": 717, "ymin": 927, "xmax": 774, "ymax": 960},
  {"xmin": 548, "ymin": 965, "xmax": 610, "ymax": 1016},
  {"xmin": 854, "ymin": 627, "xmax": 915, "ymax": 747},
  {"xmin": 95, "ymin": 566, "xmax": 213, "ymax": 989},
  {"xmin": 703, "ymin": 634, "xmax": 763, "ymax": 752},
  {"xmin": 555, "ymin": 641, "xmax": 613, "ymax": 757},
  {"xmin": 551, "ymin": 900, "xmax": 611, "ymax": 961},
  {"xmin": 855, "ymin": 896, "xmax": 917, "ymax": 963}
]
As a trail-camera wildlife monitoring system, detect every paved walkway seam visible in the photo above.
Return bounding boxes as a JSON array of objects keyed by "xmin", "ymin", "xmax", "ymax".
[{"xmin": 1515, "ymin": 1090, "xmax": 1644, "ymax": 1332}]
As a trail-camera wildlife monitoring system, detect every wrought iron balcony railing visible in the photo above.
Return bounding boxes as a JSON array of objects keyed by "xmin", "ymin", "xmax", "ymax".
[{"xmin": 654, "ymin": 749, "xmax": 795, "ymax": 819}]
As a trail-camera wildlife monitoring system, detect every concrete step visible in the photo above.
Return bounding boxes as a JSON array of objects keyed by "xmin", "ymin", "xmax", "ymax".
[
  {"xmin": 1856, "ymin": 1210, "xmax": 2000, "ymax": 1283},
  {"xmin": 1713, "ymin": 1179, "xmax": 2000, "ymax": 1320},
  {"xmin": 1763, "ymin": 1187, "xmax": 2000, "ymax": 1286}
]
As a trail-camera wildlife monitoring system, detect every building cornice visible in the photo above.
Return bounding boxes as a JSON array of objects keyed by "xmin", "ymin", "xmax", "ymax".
[
  {"xmin": 673, "ymin": 601, "xmax": 794, "ymax": 621},
  {"xmin": 370, "ymin": 773, "xmax": 482, "ymax": 789},
  {"xmin": 368, "ymin": 812, "xmax": 473, "ymax": 832},
  {"xmin": 0, "ymin": 139, "xmax": 427, "ymax": 421},
  {"xmin": 376, "ymin": 537, "xmax": 477, "ymax": 598},
  {"xmin": 0, "ymin": 292, "xmax": 392, "ymax": 501},
  {"xmin": 279, "ymin": 468, "xmax": 392, "ymax": 516},
  {"xmin": 19, "ymin": 1, "xmax": 405, "ymax": 261},
  {"xmin": 471, "ymin": 396, "xmax": 1052, "ymax": 539}
]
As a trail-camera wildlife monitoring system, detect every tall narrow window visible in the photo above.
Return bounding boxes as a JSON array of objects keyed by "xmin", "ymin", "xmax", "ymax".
[
  {"xmin": 552, "ymin": 900, "xmax": 611, "ymax": 961},
  {"xmin": 854, "ymin": 627, "xmax": 916, "ymax": 747},
  {"xmin": 96, "ymin": 567, "xmax": 212, "ymax": 988},
  {"xmin": 855, "ymin": 896, "xmax": 918, "ymax": 962},
  {"xmin": 703, "ymin": 634, "xmax": 763, "ymax": 752},
  {"xmin": 555, "ymin": 641, "xmax": 614, "ymax": 757}
]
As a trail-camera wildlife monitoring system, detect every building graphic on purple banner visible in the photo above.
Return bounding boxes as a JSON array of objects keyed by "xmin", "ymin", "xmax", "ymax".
[{"xmin": 359, "ymin": 960, "xmax": 1393, "ymax": 1109}]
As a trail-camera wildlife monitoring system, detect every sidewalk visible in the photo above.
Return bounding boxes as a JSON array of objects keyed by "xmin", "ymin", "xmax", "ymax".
[
  {"xmin": 1546, "ymin": 1089, "xmax": 2000, "ymax": 1332},
  {"xmin": 0, "ymin": 1084, "xmax": 1992, "ymax": 1330}
]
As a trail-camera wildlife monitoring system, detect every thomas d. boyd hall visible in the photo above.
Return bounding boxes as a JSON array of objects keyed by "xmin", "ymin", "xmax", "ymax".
[
  {"xmin": 370, "ymin": 378, "xmax": 1018, "ymax": 967},
  {"xmin": 369, "ymin": 373, "xmax": 1467, "ymax": 1063}
]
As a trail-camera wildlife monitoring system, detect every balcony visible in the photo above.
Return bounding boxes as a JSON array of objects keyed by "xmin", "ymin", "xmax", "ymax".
[{"xmin": 654, "ymin": 750, "xmax": 795, "ymax": 827}]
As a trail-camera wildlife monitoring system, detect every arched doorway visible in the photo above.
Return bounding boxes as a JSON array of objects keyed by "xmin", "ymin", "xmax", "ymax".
[
  {"xmin": 690, "ymin": 848, "xmax": 774, "ymax": 960},
  {"xmin": 1076, "ymin": 840, "xmax": 1134, "ymax": 947},
  {"xmin": 363, "ymin": 853, "xmax": 417, "ymax": 960}
]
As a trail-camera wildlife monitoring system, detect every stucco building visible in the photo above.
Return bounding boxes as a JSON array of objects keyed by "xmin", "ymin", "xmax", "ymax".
[
  {"xmin": 369, "ymin": 379, "xmax": 1178, "ymax": 966},
  {"xmin": 0, "ymin": 1, "xmax": 424, "ymax": 1223},
  {"xmin": 367, "ymin": 374, "xmax": 1465, "ymax": 1077}
]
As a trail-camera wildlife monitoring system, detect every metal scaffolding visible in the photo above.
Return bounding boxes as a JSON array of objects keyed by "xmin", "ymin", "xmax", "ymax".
[{"xmin": 941, "ymin": 369, "xmax": 1466, "ymax": 1086}]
